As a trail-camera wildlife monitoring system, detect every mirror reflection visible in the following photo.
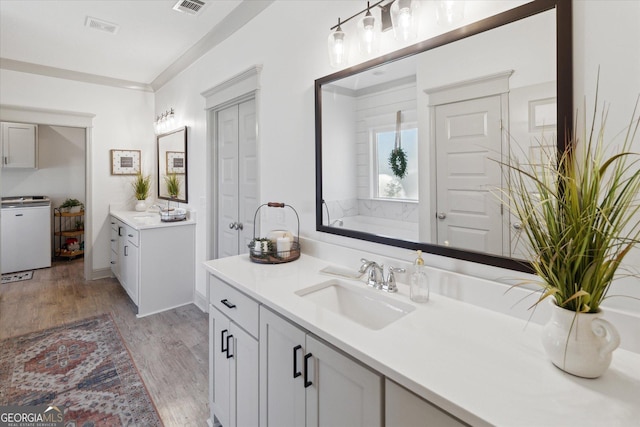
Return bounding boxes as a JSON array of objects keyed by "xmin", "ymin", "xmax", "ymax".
[
  {"xmin": 319, "ymin": 6, "xmax": 559, "ymax": 265},
  {"xmin": 157, "ymin": 126, "xmax": 188, "ymax": 203}
]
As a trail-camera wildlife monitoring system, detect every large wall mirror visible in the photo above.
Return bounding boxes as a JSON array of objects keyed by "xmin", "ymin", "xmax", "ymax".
[
  {"xmin": 315, "ymin": 0, "xmax": 572, "ymax": 273},
  {"xmin": 157, "ymin": 126, "xmax": 188, "ymax": 203}
]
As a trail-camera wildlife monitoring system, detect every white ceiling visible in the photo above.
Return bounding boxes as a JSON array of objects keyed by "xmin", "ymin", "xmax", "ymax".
[{"xmin": 0, "ymin": 0, "xmax": 272, "ymax": 91}]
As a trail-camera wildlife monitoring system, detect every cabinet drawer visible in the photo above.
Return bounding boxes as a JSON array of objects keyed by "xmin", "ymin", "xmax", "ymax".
[{"xmin": 210, "ymin": 275, "xmax": 259, "ymax": 338}]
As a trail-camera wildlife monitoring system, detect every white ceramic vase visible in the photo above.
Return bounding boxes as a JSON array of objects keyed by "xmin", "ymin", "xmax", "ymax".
[
  {"xmin": 541, "ymin": 301, "xmax": 620, "ymax": 378},
  {"xmin": 135, "ymin": 200, "xmax": 146, "ymax": 212}
]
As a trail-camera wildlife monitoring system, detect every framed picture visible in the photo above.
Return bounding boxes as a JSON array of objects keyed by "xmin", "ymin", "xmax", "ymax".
[
  {"xmin": 166, "ymin": 151, "xmax": 186, "ymax": 174},
  {"xmin": 111, "ymin": 149, "xmax": 141, "ymax": 175},
  {"xmin": 529, "ymin": 97, "xmax": 557, "ymax": 132}
]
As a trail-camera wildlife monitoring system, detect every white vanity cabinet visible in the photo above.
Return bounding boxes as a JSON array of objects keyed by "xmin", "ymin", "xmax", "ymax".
[
  {"xmin": 109, "ymin": 213, "xmax": 194, "ymax": 317},
  {"xmin": 385, "ymin": 379, "xmax": 466, "ymax": 427},
  {"xmin": 259, "ymin": 306, "xmax": 383, "ymax": 427},
  {"xmin": 1, "ymin": 122, "xmax": 38, "ymax": 169},
  {"xmin": 209, "ymin": 276, "xmax": 259, "ymax": 427}
]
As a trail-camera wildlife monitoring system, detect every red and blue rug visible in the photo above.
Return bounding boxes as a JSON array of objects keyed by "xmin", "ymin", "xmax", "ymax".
[{"xmin": 0, "ymin": 314, "xmax": 163, "ymax": 426}]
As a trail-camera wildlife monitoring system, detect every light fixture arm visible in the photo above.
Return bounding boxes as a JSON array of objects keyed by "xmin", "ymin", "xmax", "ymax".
[{"xmin": 329, "ymin": 0, "xmax": 390, "ymax": 31}]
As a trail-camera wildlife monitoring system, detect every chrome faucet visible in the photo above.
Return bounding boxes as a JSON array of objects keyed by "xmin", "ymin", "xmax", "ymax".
[
  {"xmin": 359, "ymin": 259, "xmax": 406, "ymax": 293},
  {"xmin": 360, "ymin": 258, "xmax": 384, "ymax": 289}
]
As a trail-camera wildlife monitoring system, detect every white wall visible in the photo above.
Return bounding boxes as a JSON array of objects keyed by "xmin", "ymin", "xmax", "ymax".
[
  {"xmin": 155, "ymin": 0, "xmax": 640, "ymax": 317},
  {"xmin": 0, "ymin": 70, "xmax": 155, "ymax": 277}
]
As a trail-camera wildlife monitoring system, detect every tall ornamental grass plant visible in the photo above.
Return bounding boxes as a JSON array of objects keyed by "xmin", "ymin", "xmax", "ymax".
[{"xmin": 502, "ymin": 93, "xmax": 640, "ymax": 313}]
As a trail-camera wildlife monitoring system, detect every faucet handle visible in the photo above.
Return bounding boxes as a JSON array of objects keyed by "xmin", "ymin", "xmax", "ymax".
[{"xmin": 384, "ymin": 267, "xmax": 406, "ymax": 293}]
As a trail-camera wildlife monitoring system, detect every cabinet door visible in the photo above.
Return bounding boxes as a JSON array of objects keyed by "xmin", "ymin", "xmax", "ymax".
[
  {"xmin": 260, "ymin": 307, "xmax": 306, "ymax": 427},
  {"xmin": 231, "ymin": 323, "xmax": 259, "ymax": 427},
  {"xmin": 210, "ymin": 307, "xmax": 232, "ymax": 427},
  {"xmin": 125, "ymin": 238, "xmax": 139, "ymax": 305},
  {"xmin": 305, "ymin": 335, "xmax": 383, "ymax": 427},
  {"xmin": 385, "ymin": 379, "xmax": 465, "ymax": 427},
  {"xmin": 1, "ymin": 122, "xmax": 37, "ymax": 168}
]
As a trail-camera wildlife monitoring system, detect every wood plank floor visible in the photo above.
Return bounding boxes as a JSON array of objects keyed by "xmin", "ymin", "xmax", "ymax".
[{"xmin": 0, "ymin": 259, "xmax": 209, "ymax": 426}]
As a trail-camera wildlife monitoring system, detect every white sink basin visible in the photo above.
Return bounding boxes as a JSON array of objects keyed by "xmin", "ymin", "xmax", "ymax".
[{"xmin": 295, "ymin": 279, "xmax": 415, "ymax": 330}]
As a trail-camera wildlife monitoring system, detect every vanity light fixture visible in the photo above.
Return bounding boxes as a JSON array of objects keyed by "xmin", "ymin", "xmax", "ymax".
[
  {"xmin": 328, "ymin": 18, "xmax": 348, "ymax": 68},
  {"xmin": 436, "ymin": 0, "xmax": 465, "ymax": 26},
  {"xmin": 328, "ymin": 0, "xmax": 420, "ymax": 68},
  {"xmin": 154, "ymin": 108, "xmax": 175, "ymax": 134},
  {"xmin": 390, "ymin": 0, "xmax": 419, "ymax": 42},
  {"xmin": 357, "ymin": 2, "xmax": 380, "ymax": 56}
]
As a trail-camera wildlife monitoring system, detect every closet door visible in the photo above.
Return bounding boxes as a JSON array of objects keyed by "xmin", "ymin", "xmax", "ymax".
[{"xmin": 217, "ymin": 99, "xmax": 257, "ymax": 258}]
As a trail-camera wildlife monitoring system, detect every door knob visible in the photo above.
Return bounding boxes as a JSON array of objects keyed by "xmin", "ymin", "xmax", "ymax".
[
  {"xmin": 229, "ymin": 222, "xmax": 236, "ymax": 229},
  {"xmin": 513, "ymin": 222, "xmax": 523, "ymax": 231},
  {"xmin": 437, "ymin": 212, "xmax": 447, "ymax": 220},
  {"xmin": 229, "ymin": 222, "xmax": 244, "ymax": 230}
]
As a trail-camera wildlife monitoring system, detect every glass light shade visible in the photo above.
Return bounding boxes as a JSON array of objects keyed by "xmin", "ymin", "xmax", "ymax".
[
  {"xmin": 357, "ymin": 10, "xmax": 380, "ymax": 56},
  {"xmin": 436, "ymin": 1, "xmax": 465, "ymax": 26},
  {"xmin": 390, "ymin": 0, "xmax": 418, "ymax": 42},
  {"xmin": 328, "ymin": 26, "xmax": 348, "ymax": 68}
]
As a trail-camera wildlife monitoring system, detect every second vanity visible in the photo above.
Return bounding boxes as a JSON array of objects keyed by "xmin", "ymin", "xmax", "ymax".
[
  {"xmin": 203, "ymin": 252, "xmax": 640, "ymax": 427},
  {"xmin": 110, "ymin": 210, "xmax": 195, "ymax": 317}
]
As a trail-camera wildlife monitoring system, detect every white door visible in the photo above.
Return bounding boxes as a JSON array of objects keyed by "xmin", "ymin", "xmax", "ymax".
[
  {"xmin": 259, "ymin": 306, "xmax": 307, "ymax": 427},
  {"xmin": 305, "ymin": 334, "xmax": 383, "ymax": 427},
  {"xmin": 217, "ymin": 99, "xmax": 257, "ymax": 258},
  {"xmin": 435, "ymin": 95, "xmax": 504, "ymax": 256}
]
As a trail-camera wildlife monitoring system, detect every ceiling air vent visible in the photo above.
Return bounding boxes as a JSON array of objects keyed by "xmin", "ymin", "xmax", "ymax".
[
  {"xmin": 85, "ymin": 16, "xmax": 119, "ymax": 35},
  {"xmin": 173, "ymin": 0, "xmax": 206, "ymax": 15}
]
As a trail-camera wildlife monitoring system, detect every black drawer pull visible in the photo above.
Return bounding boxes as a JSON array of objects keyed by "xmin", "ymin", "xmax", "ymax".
[
  {"xmin": 304, "ymin": 353, "xmax": 313, "ymax": 388},
  {"xmin": 221, "ymin": 329, "xmax": 228, "ymax": 353},
  {"xmin": 221, "ymin": 299, "xmax": 236, "ymax": 309},
  {"xmin": 293, "ymin": 345, "xmax": 302, "ymax": 378},
  {"xmin": 226, "ymin": 334, "xmax": 234, "ymax": 359}
]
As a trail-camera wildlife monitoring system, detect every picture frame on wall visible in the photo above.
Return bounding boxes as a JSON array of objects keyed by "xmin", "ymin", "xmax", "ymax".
[
  {"xmin": 111, "ymin": 149, "xmax": 141, "ymax": 175},
  {"xmin": 166, "ymin": 151, "xmax": 186, "ymax": 174}
]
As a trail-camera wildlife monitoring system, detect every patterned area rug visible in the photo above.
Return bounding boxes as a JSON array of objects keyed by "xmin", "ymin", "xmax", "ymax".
[
  {"xmin": 1, "ymin": 270, "xmax": 33, "ymax": 284},
  {"xmin": 0, "ymin": 314, "xmax": 163, "ymax": 426}
]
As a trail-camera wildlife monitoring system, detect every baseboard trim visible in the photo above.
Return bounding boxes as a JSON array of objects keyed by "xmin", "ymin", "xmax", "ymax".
[
  {"xmin": 194, "ymin": 290, "xmax": 208, "ymax": 313},
  {"xmin": 90, "ymin": 267, "xmax": 113, "ymax": 281}
]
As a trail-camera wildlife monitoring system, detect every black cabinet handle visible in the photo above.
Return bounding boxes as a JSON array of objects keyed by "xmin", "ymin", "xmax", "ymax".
[
  {"xmin": 124, "ymin": 245, "xmax": 128, "ymax": 256},
  {"xmin": 226, "ymin": 334, "xmax": 234, "ymax": 359},
  {"xmin": 304, "ymin": 353, "xmax": 313, "ymax": 388},
  {"xmin": 221, "ymin": 299, "xmax": 236, "ymax": 309},
  {"xmin": 118, "ymin": 226, "xmax": 124, "ymax": 236},
  {"xmin": 221, "ymin": 329, "xmax": 228, "ymax": 353},
  {"xmin": 293, "ymin": 345, "xmax": 302, "ymax": 378}
]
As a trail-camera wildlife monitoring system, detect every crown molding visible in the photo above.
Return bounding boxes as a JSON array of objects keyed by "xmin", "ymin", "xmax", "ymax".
[{"xmin": 0, "ymin": 58, "xmax": 153, "ymax": 92}]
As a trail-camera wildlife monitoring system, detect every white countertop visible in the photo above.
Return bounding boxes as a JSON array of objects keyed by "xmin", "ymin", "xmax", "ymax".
[
  {"xmin": 110, "ymin": 210, "xmax": 195, "ymax": 230},
  {"xmin": 203, "ymin": 254, "xmax": 640, "ymax": 427}
]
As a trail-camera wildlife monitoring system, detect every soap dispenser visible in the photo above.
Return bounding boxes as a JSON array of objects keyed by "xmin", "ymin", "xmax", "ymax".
[{"xmin": 410, "ymin": 250, "xmax": 429, "ymax": 303}]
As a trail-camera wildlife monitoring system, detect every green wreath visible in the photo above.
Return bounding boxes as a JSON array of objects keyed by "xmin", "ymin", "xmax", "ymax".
[{"xmin": 389, "ymin": 147, "xmax": 408, "ymax": 179}]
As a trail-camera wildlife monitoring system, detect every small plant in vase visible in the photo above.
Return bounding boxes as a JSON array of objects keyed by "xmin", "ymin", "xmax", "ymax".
[
  {"xmin": 60, "ymin": 198, "xmax": 84, "ymax": 213},
  {"xmin": 165, "ymin": 173, "xmax": 181, "ymax": 199},
  {"xmin": 132, "ymin": 173, "xmax": 151, "ymax": 211},
  {"xmin": 499, "ymin": 90, "xmax": 640, "ymax": 378}
]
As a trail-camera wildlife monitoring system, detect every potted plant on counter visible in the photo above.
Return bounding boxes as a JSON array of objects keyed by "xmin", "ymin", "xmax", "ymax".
[
  {"xmin": 165, "ymin": 173, "xmax": 181, "ymax": 199},
  {"xmin": 132, "ymin": 173, "xmax": 152, "ymax": 211},
  {"xmin": 500, "ymin": 92, "xmax": 640, "ymax": 378}
]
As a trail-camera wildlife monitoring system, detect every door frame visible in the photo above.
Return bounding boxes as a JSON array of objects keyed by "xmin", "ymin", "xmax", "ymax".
[{"xmin": 0, "ymin": 104, "xmax": 93, "ymax": 281}]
